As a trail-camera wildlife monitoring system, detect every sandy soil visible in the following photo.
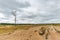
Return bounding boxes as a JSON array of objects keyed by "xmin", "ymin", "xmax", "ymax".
[{"xmin": 0, "ymin": 26, "xmax": 60, "ymax": 40}]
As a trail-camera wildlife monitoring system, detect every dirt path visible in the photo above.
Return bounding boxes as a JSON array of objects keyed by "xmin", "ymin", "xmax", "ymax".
[{"xmin": 0, "ymin": 26, "xmax": 60, "ymax": 40}]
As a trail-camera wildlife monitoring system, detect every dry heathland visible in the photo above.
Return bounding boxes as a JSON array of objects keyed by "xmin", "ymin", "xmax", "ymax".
[{"xmin": 0, "ymin": 24, "xmax": 60, "ymax": 40}]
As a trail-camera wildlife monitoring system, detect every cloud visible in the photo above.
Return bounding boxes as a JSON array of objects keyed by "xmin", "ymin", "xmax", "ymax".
[
  {"xmin": 0, "ymin": 0, "xmax": 31, "ymax": 16},
  {"xmin": 16, "ymin": 0, "xmax": 60, "ymax": 23},
  {"xmin": 0, "ymin": 12, "xmax": 14, "ymax": 23},
  {"xmin": 0, "ymin": 0, "xmax": 60, "ymax": 23},
  {"xmin": 0, "ymin": 13, "xmax": 5, "ymax": 18}
]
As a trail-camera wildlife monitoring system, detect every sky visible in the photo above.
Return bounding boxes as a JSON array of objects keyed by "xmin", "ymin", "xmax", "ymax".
[{"xmin": 0, "ymin": 0, "xmax": 60, "ymax": 24}]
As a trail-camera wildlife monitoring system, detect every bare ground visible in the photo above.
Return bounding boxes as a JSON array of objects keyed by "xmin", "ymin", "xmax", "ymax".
[{"xmin": 0, "ymin": 26, "xmax": 60, "ymax": 40}]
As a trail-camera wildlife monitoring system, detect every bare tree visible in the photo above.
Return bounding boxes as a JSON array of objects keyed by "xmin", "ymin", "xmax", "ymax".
[
  {"xmin": 12, "ymin": 10, "xmax": 17, "ymax": 27},
  {"xmin": 7, "ymin": 10, "xmax": 17, "ymax": 35}
]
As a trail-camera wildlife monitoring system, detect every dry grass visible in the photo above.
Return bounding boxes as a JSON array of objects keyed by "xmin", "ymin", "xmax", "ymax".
[
  {"xmin": 0, "ymin": 24, "xmax": 60, "ymax": 34},
  {"xmin": 0, "ymin": 25, "xmax": 37, "ymax": 34},
  {"xmin": 0, "ymin": 24, "xmax": 60, "ymax": 40}
]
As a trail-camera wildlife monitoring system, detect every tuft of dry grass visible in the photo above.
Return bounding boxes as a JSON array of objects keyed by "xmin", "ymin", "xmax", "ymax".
[
  {"xmin": 0, "ymin": 24, "xmax": 60, "ymax": 35},
  {"xmin": 0, "ymin": 25, "xmax": 35, "ymax": 34}
]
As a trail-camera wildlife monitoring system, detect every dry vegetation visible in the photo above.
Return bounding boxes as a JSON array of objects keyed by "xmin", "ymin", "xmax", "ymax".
[
  {"xmin": 0, "ymin": 24, "xmax": 39, "ymax": 34},
  {"xmin": 0, "ymin": 25, "xmax": 21, "ymax": 34},
  {"xmin": 0, "ymin": 24, "xmax": 60, "ymax": 40}
]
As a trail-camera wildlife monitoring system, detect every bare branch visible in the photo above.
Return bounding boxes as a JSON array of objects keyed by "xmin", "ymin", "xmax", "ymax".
[
  {"xmin": 12, "ymin": 10, "xmax": 17, "ymax": 27},
  {"xmin": 12, "ymin": 10, "xmax": 16, "ymax": 16}
]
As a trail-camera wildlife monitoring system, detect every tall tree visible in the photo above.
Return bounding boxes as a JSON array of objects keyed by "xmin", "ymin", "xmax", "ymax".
[{"xmin": 12, "ymin": 10, "xmax": 17, "ymax": 27}]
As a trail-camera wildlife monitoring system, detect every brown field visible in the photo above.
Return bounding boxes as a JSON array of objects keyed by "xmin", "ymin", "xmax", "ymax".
[{"xmin": 0, "ymin": 24, "xmax": 60, "ymax": 40}]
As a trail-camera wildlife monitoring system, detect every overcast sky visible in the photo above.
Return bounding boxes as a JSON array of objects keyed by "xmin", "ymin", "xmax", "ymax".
[{"xmin": 0, "ymin": 0, "xmax": 60, "ymax": 24}]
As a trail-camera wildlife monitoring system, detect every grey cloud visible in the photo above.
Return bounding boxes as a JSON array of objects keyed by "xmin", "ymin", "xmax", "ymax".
[
  {"xmin": 0, "ymin": 0, "xmax": 60, "ymax": 23},
  {"xmin": 0, "ymin": 0, "xmax": 31, "ymax": 16},
  {"xmin": 16, "ymin": 0, "xmax": 60, "ymax": 23},
  {"xmin": 0, "ymin": 0, "xmax": 30, "ymax": 9}
]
